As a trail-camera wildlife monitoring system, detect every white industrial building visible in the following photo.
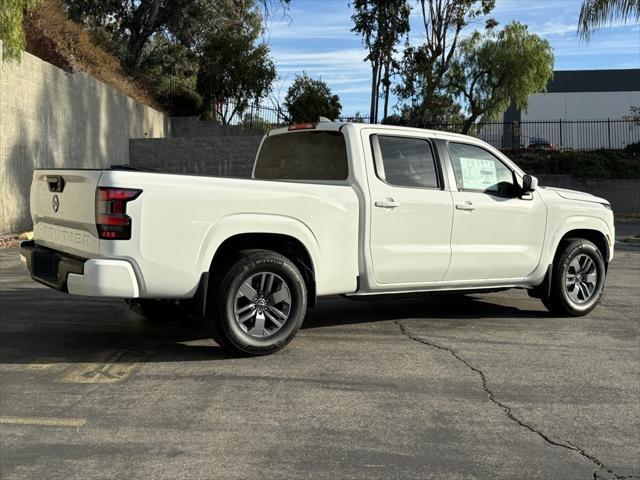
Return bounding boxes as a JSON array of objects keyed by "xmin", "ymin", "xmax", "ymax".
[{"xmin": 493, "ymin": 69, "xmax": 640, "ymax": 150}]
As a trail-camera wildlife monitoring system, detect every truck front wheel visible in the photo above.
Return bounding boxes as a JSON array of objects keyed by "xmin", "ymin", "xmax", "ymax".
[
  {"xmin": 209, "ymin": 250, "xmax": 307, "ymax": 356},
  {"xmin": 543, "ymin": 239, "xmax": 606, "ymax": 316}
]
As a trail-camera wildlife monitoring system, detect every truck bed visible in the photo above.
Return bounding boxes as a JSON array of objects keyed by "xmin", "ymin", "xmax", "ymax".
[{"xmin": 29, "ymin": 168, "xmax": 360, "ymax": 298}]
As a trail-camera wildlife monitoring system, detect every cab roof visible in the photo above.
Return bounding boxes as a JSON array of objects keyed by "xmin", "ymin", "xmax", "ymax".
[{"xmin": 267, "ymin": 121, "xmax": 479, "ymax": 144}]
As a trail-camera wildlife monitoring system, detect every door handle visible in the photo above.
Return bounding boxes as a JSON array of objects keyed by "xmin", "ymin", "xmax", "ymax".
[
  {"xmin": 375, "ymin": 199, "xmax": 400, "ymax": 209},
  {"xmin": 455, "ymin": 202, "xmax": 476, "ymax": 211}
]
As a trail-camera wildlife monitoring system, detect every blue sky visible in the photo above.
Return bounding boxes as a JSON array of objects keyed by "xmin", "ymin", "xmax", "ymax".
[{"xmin": 264, "ymin": 0, "xmax": 640, "ymax": 115}]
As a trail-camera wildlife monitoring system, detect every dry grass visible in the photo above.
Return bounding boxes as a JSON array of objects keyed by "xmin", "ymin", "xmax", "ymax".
[
  {"xmin": 24, "ymin": 0, "xmax": 160, "ymax": 109},
  {"xmin": 0, "ymin": 236, "xmax": 20, "ymax": 249}
]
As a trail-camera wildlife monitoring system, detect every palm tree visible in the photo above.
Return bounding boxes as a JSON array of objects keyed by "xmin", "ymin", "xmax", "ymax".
[{"xmin": 578, "ymin": 0, "xmax": 640, "ymax": 39}]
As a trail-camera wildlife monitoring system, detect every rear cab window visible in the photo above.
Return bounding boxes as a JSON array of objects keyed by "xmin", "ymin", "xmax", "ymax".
[{"xmin": 254, "ymin": 131, "xmax": 348, "ymax": 181}]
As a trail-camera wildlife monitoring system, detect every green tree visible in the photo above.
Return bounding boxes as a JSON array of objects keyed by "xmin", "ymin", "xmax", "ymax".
[
  {"xmin": 0, "ymin": 0, "xmax": 39, "ymax": 60},
  {"xmin": 448, "ymin": 22, "xmax": 554, "ymax": 134},
  {"xmin": 242, "ymin": 112, "xmax": 272, "ymax": 132},
  {"xmin": 284, "ymin": 74, "xmax": 342, "ymax": 123},
  {"xmin": 351, "ymin": 0, "xmax": 411, "ymax": 123},
  {"xmin": 396, "ymin": 0, "xmax": 495, "ymax": 127},
  {"xmin": 578, "ymin": 0, "xmax": 640, "ymax": 39},
  {"xmin": 65, "ymin": 0, "xmax": 205, "ymax": 71},
  {"xmin": 196, "ymin": 6, "xmax": 275, "ymax": 124},
  {"xmin": 64, "ymin": 0, "xmax": 290, "ymax": 72}
]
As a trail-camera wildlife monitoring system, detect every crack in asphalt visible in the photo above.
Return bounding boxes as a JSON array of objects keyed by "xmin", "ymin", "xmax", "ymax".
[
  {"xmin": 395, "ymin": 320, "xmax": 635, "ymax": 480},
  {"xmin": 594, "ymin": 472, "xmax": 640, "ymax": 480}
]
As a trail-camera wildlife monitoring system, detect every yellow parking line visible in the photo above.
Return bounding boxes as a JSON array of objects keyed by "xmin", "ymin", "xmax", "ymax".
[
  {"xmin": 25, "ymin": 364, "xmax": 56, "ymax": 371},
  {"xmin": 59, "ymin": 350, "xmax": 147, "ymax": 384},
  {"xmin": 25, "ymin": 358, "xmax": 67, "ymax": 371},
  {"xmin": 0, "ymin": 416, "xmax": 87, "ymax": 427}
]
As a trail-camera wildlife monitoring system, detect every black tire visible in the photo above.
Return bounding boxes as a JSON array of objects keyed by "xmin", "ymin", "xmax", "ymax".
[
  {"xmin": 543, "ymin": 239, "xmax": 606, "ymax": 316},
  {"xmin": 208, "ymin": 249, "xmax": 307, "ymax": 356},
  {"xmin": 127, "ymin": 299, "xmax": 190, "ymax": 323}
]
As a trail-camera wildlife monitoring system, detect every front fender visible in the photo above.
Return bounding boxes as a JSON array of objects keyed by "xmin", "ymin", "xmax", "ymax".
[
  {"xmin": 526, "ymin": 215, "xmax": 613, "ymax": 287},
  {"xmin": 195, "ymin": 213, "xmax": 321, "ymax": 280},
  {"xmin": 549, "ymin": 215, "xmax": 613, "ymax": 261}
]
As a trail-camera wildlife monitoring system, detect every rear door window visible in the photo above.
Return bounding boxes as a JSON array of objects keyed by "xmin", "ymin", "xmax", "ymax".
[
  {"xmin": 254, "ymin": 131, "xmax": 348, "ymax": 181},
  {"xmin": 374, "ymin": 136, "xmax": 440, "ymax": 189}
]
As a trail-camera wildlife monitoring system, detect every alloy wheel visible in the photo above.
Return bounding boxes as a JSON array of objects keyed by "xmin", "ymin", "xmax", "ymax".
[
  {"xmin": 565, "ymin": 254, "xmax": 598, "ymax": 305},
  {"xmin": 233, "ymin": 272, "xmax": 292, "ymax": 338}
]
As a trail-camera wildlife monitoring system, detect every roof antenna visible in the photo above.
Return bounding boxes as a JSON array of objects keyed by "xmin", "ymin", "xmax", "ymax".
[{"xmin": 318, "ymin": 116, "xmax": 333, "ymax": 123}]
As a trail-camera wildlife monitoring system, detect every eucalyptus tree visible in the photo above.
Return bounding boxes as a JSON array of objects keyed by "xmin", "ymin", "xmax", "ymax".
[
  {"xmin": 396, "ymin": 0, "xmax": 495, "ymax": 126},
  {"xmin": 351, "ymin": 0, "xmax": 411, "ymax": 123}
]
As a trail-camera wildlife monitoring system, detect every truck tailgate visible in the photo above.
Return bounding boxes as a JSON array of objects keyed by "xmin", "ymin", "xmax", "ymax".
[{"xmin": 30, "ymin": 170, "xmax": 102, "ymax": 258}]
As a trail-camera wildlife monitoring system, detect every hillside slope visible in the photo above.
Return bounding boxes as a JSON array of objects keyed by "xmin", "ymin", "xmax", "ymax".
[{"xmin": 23, "ymin": 0, "xmax": 159, "ymax": 110}]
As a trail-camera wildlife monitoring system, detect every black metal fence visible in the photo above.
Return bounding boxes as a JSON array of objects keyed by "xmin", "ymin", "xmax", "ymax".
[
  {"xmin": 211, "ymin": 99, "xmax": 372, "ymax": 129},
  {"xmin": 226, "ymin": 103, "xmax": 289, "ymax": 129},
  {"xmin": 217, "ymin": 101, "xmax": 638, "ymax": 151},
  {"xmin": 432, "ymin": 119, "xmax": 639, "ymax": 151},
  {"xmin": 232, "ymin": 106, "xmax": 639, "ymax": 151},
  {"xmin": 164, "ymin": 79, "xmax": 638, "ymax": 150}
]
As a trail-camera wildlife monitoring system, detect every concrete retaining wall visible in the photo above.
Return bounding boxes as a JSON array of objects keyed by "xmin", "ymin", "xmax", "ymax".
[
  {"xmin": 0, "ymin": 41, "xmax": 169, "ymax": 234},
  {"xmin": 536, "ymin": 175, "xmax": 639, "ymax": 214}
]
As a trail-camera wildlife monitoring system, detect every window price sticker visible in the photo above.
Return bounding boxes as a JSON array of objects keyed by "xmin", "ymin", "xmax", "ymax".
[{"xmin": 459, "ymin": 157, "xmax": 497, "ymax": 190}]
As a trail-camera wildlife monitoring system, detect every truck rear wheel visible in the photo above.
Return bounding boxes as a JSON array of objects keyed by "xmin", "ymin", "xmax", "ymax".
[
  {"xmin": 209, "ymin": 250, "xmax": 307, "ymax": 356},
  {"xmin": 543, "ymin": 239, "xmax": 606, "ymax": 316}
]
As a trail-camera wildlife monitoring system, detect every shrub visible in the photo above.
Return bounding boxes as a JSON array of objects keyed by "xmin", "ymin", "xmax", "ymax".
[
  {"xmin": 507, "ymin": 149, "xmax": 640, "ymax": 179},
  {"xmin": 624, "ymin": 142, "xmax": 640, "ymax": 154}
]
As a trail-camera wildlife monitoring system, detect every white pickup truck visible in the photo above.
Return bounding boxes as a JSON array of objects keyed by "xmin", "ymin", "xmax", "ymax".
[{"xmin": 21, "ymin": 122, "xmax": 615, "ymax": 355}]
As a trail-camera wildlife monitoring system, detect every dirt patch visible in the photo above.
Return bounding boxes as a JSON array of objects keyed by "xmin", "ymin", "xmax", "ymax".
[{"xmin": 0, "ymin": 237, "xmax": 20, "ymax": 250}]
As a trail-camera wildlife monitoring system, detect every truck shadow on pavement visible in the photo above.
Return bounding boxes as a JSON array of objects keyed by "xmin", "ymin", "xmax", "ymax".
[
  {"xmin": 303, "ymin": 293, "xmax": 550, "ymax": 329},
  {"xmin": 0, "ymin": 288, "xmax": 549, "ymax": 366}
]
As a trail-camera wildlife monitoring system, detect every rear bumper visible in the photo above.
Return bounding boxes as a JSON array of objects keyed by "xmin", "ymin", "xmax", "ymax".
[{"xmin": 20, "ymin": 241, "xmax": 139, "ymax": 298}]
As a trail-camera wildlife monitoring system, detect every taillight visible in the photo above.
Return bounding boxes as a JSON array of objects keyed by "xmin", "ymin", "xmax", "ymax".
[{"xmin": 96, "ymin": 187, "xmax": 142, "ymax": 240}]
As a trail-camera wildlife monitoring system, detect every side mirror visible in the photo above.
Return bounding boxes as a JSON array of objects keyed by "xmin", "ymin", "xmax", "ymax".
[{"xmin": 522, "ymin": 174, "xmax": 538, "ymax": 193}]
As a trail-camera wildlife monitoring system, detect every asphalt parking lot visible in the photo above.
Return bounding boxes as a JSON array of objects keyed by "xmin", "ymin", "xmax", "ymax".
[{"xmin": 1, "ymin": 240, "xmax": 638, "ymax": 480}]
